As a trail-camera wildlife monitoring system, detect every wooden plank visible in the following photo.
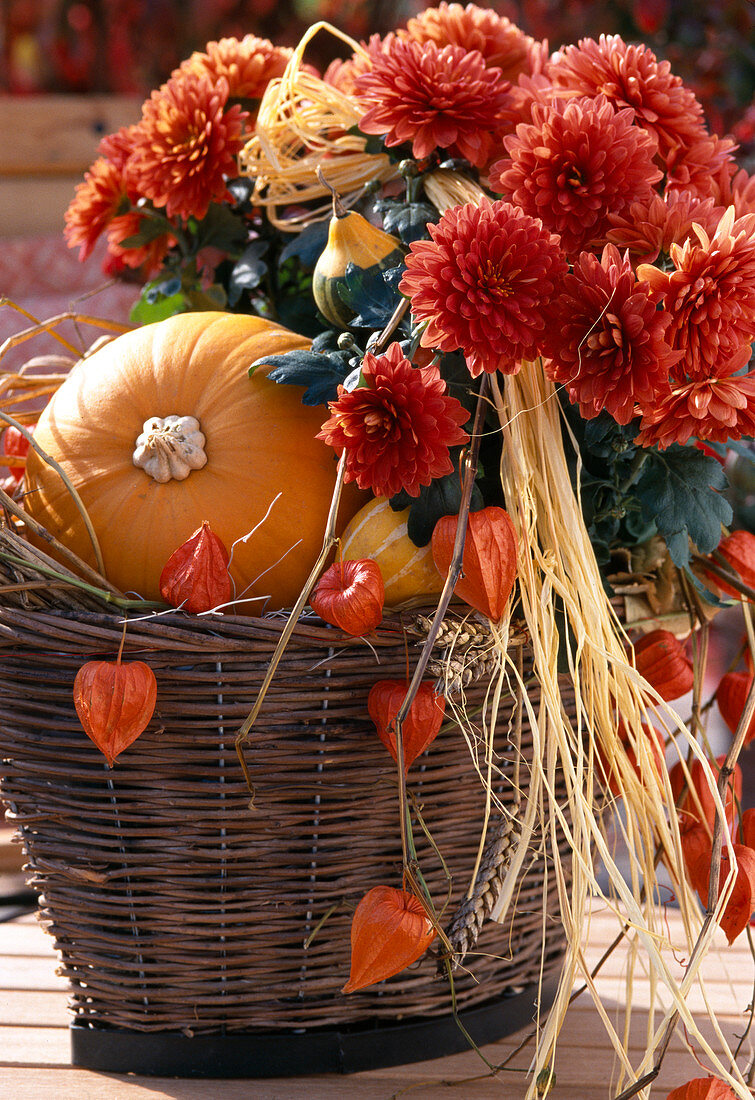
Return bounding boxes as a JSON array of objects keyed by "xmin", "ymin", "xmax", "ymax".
[
  {"xmin": 0, "ymin": 96, "xmax": 142, "ymax": 176},
  {"xmin": 0, "ymin": 988, "xmax": 69, "ymax": 1026},
  {"xmin": 0, "ymin": 1025, "xmax": 69, "ymax": 1064},
  {"xmin": 0, "ymin": 177, "xmax": 82, "ymax": 237},
  {"xmin": 0, "ymin": 921, "xmax": 51, "ymax": 956},
  {"xmin": 0, "ymin": 955, "xmax": 68, "ymax": 990}
]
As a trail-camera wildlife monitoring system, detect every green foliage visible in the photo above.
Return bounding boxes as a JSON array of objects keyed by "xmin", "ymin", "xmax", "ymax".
[
  {"xmin": 635, "ymin": 445, "xmax": 732, "ymax": 567},
  {"xmin": 374, "ymin": 198, "xmax": 438, "ymax": 244},
  {"xmin": 390, "ymin": 447, "xmax": 484, "ymax": 547},
  {"xmin": 340, "ymin": 262, "xmax": 405, "ymax": 331},
  {"xmin": 562, "ymin": 401, "xmax": 733, "ymax": 568},
  {"xmin": 250, "ymin": 332, "xmax": 359, "ymax": 405}
]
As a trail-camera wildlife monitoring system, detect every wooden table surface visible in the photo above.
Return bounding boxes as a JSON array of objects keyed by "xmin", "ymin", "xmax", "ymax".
[{"xmin": 1, "ymin": 887, "xmax": 752, "ymax": 1100}]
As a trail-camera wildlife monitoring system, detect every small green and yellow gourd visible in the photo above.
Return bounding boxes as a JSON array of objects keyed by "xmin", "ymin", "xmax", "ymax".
[{"xmin": 312, "ymin": 207, "xmax": 404, "ymax": 328}]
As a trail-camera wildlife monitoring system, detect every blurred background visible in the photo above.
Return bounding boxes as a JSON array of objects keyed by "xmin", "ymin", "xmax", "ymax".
[{"xmin": 1, "ymin": 0, "xmax": 754, "ymax": 146}]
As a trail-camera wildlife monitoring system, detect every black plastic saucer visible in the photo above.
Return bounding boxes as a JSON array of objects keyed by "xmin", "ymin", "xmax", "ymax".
[{"xmin": 71, "ymin": 978, "xmax": 557, "ymax": 1078}]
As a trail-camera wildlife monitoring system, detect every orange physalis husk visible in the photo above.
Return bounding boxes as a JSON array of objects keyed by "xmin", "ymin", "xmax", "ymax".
[
  {"xmin": 310, "ymin": 557, "xmax": 384, "ymax": 635},
  {"xmin": 669, "ymin": 754, "xmax": 742, "ymax": 832},
  {"xmin": 631, "ymin": 629, "xmax": 693, "ymax": 701},
  {"xmin": 740, "ymin": 807, "xmax": 755, "ymax": 849},
  {"xmin": 666, "ymin": 1077, "xmax": 738, "ymax": 1099},
  {"xmin": 596, "ymin": 718, "xmax": 665, "ymax": 797},
  {"xmin": 73, "ymin": 659, "xmax": 157, "ymax": 767},
  {"xmin": 705, "ymin": 529, "xmax": 755, "ymax": 597},
  {"xmin": 367, "ymin": 679, "xmax": 446, "ymax": 773},
  {"xmin": 2, "ymin": 423, "xmax": 34, "ymax": 484},
  {"xmin": 431, "ymin": 505, "xmax": 518, "ymax": 621},
  {"xmin": 717, "ymin": 844, "xmax": 755, "ymax": 944},
  {"xmin": 342, "ymin": 885, "xmax": 437, "ymax": 993},
  {"xmin": 716, "ymin": 670, "xmax": 755, "ymax": 745},
  {"xmin": 159, "ymin": 520, "xmax": 232, "ymax": 613},
  {"xmin": 680, "ymin": 826, "xmax": 755, "ymax": 944},
  {"xmin": 680, "ymin": 820, "xmax": 714, "ymax": 901}
]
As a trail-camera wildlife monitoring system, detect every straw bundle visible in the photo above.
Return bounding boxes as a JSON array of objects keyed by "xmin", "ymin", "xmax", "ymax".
[
  {"xmin": 423, "ymin": 176, "xmax": 750, "ymax": 1098},
  {"xmin": 239, "ymin": 23, "xmax": 400, "ymax": 230}
]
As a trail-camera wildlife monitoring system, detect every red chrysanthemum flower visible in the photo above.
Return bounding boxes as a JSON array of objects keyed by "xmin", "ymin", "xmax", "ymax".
[
  {"xmin": 606, "ymin": 191, "xmax": 724, "ymax": 265},
  {"xmin": 638, "ymin": 207, "xmax": 755, "ymax": 380},
  {"xmin": 636, "ymin": 345, "xmax": 755, "ymax": 449},
  {"xmin": 489, "ymin": 94, "xmax": 661, "ymax": 258},
  {"xmin": 403, "ymin": 2, "xmax": 537, "ymax": 83},
  {"xmin": 64, "ymin": 156, "xmax": 129, "ymax": 261},
  {"xmin": 495, "ymin": 72, "xmax": 559, "ymax": 137},
  {"xmin": 127, "ymin": 72, "xmax": 248, "ymax": 222},
  {"xmin": 317, "ymin": 342, "xmax": 470, "ymax": 499},
  {"xmin": 178, "ymin": 35, "xmax": 292, "ymax": 102},
  {"xmin": 399, "ymin": 198, "xmax": 567, "ymax": 377},
  {"xmin": 98, "ymin": 124, "xmax": 140, "ymax": 175},
  {"xmin": 664, "ymin": 132, "xmax": 739, "ymax": 201},
  {"xmin": 713, "ymin": 166, "xmax": 755, "ymax": 220},
  {"xmin": 548, "ymin": 35, "xmax": 707, "ymax": 159},
  {"xmin": 105, "ymin": 210, "xmax": 176, "ymax": 277},
  {"xmin": 543, "ymin": 244, "xmax": 680, "ymax": 425},
  {"xmin": 353, "ymin": 34, "xmax": 510, "ymax": 167},
  {"xmin": 323, "ymin": 52, "xmax": 372, "ymax": 96}
]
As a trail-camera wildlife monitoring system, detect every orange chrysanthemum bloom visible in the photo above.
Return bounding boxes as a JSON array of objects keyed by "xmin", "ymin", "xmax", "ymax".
[
  {"xmin": 638, "ymin": 207, "xmax": 755, "ymax": 380},
  {"xmin": 322, "ymin": 52, "xmax": 372, "ymax": 96},
  {"xmin": 543, "ymin": 245, "xmax": 679, "ymax": 425},
  {"xmin": 713, "ymin": 166, "xmax": 755, "ymax": 219},
  {"xmin": 489, "ymin": 95, "xmax": 661, "ymax": 258},
  {"xmin": 105, "ymin": 210, "xmax": 176, "ymax": 277},
  {"xmin": 399, "ymin": 198, "xmax": 567, "ymax": 377},
  {"xmin": 606, "ymin": 192, "xmax": 724, "ymax": 264},
  {"xmin": 636, "ymin": 345, "xmax": 755, "ymax": 449},
  {"xmin": 496, "ymin": 72, "xmax": 559, "ymax": 136},
  {"xmin": 178, "ymin": 35, "xmax": 292, "ymax": 102},
  {"xmin": 127, "ymin": 72, "xmax": 248, "ymax": 222},
  {"xmin": 664, "ymin": 132, "xmax": 739, "ymax": 201},
  {"xmin": 317, "ymin": 342, "xmax": 470, "ymax": 499},
  {"xmin": 403, "ymin": 2, "xmax": 537, "ymax": 83},
  {"xmin": 354, "ymin": 34, "xmax": 510, "ymax": 167},
  {"xmin": 549, "ymin": 34, "xmax": 707, "ymax": 159},
  {"xmin": 64, "ymin": 156, "xmax": 129, "ymax": 261},
  {"xmin": 98, "ymin": 124, "xmax": 139, "ymax": 175}
]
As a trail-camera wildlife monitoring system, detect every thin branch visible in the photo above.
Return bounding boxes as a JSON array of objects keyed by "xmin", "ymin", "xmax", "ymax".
[{"xmin": 392, "ymin": 375, "xmax": 489, "ymax": 874}]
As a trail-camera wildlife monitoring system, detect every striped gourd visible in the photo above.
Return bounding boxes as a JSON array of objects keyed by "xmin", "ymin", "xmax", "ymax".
[
  {"xmin": 312, "ymin": 210, "xmax": 404, "ymax": 328},
  {"xmin": 340, "ymin": 496, "xmax": 444, "ymax": 607}
]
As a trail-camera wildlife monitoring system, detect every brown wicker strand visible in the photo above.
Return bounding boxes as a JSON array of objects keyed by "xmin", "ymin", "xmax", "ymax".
[{"xmin": 0, "ymin": 604, "xmax": 573, "ymax": 1033}]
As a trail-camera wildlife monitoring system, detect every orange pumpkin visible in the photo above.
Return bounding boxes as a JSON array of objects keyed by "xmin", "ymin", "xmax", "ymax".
[{"xmin": 24, "ymin": 312, "xmax": 363, "ymax": 611}]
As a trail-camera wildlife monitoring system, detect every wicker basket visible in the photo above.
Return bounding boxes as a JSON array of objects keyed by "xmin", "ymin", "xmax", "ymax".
[{"xmin": 0, "ymin": 602, "xmax": 573, "ymax": 1076}]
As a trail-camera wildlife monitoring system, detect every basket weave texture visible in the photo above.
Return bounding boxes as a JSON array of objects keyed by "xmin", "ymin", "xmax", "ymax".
[{"xmin": 0, "ymin": 604, "xmax": 572, "ymax": 1034}]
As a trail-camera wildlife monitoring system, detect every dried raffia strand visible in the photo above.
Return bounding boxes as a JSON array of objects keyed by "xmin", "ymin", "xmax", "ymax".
[
  {"xmin": 0, "ymin": 301, "xmax": 131, "ymax": 361},
  {"xmin": 0, "ymin": 410, "xmax": 107, "ymax": 578},
  {"xmin": 488, "ymin": 361, "xmax": 750, "ymax": 1098},
  {"xmin": 238, "ymin": 22, "xmax": 399, "ymax": 230},
  {"xmin": 0, "ymin": 482, "xmax": 120, "ymax": 598},
  {"xmin": 420, "ymin": 169, "xmax": 741, "ymax": 1093},
  {"xmin": 614, "ymin": 607, "xmax": 755, "ymax": 1100},
  {"xmin": 406, "ymin": 167, "xmax": 748, "ymax": 1088}
]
